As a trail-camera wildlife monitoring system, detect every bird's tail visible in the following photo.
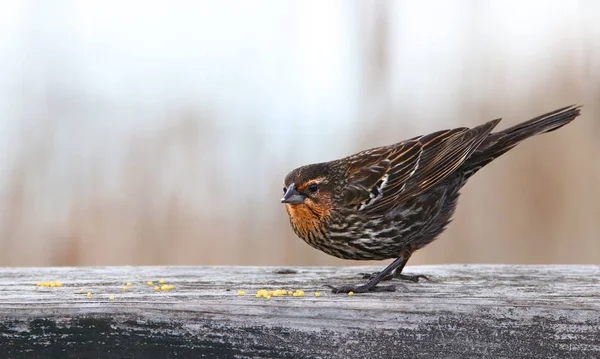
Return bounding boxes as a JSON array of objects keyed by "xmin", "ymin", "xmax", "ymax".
[{"xmin": 463, "ymin": 105, "xmax": 582, "ymax": 176}]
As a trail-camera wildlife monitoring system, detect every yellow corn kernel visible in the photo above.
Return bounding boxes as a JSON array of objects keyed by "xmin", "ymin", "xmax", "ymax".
[
  {"xmin": 123, "ymin": 286, "xmax": 129, "ymax": 291},
  {"xmin": 288, "ymin": 290, "xmax": 293, "ymax": 295},
  {"xmin": 126, "ymin": 282, "xmax": 132, "ymax": 287},
  {"xmin": 256, "ymin": 289, "xmax": 269, "ymax": 298},
  {"xmin": 36, "ymin": 282, "xmax": 42, "ymax": 286},
  {"xmin": 55, "ymin": 281, "xmax": 62, "ymax": 287},
  {"xmin": 79, "ymin": 288, "xmax": 84, "ymax": 293},
  {"xmin": 237, "ymin": 291, "xmax": 246, "ymax": 296},
  {"xmin": 87, "ymin": 292, "xmax": 93, "ymax": 297},
  {"xmin": 315, "ymin": 292, "xmax": 321, "ymax": 297},
  {"xmin": 348, "ymin": 291, "xmax": 354, "ymax": 296},
  {"xmin": 50, "ymin": 282, "xmax": 56, "ymax": 287},
  {"xmin": 154, "ymin": 286, "xmax": 160, "ymax": 291},
  {"xmin": 147, "ymin": 281, "xmax": 153, "ymax": 286},
  {"xmin": 159, "ymin": 279, "xmax": 165, "ymax": 284},
  {"xmin": 109, "ymin": 296, "xmax": 115, "ymax": 300}
]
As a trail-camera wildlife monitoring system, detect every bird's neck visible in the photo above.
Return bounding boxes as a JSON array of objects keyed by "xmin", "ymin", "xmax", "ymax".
[{"xmin": 286, "ymin": 203, "xmax": 329, "ymax": 239}]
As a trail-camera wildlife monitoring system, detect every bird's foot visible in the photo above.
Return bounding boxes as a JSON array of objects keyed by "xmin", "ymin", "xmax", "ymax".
[
  {"xmin": 360, "ymin": 272, "xmax": 429, "ymax": 283},
  {"xmin": 325, "ymin": 283, "xmax": 397, "ymax": 294},
  {"xmin": 360, "ymin": 272, "xmax": 394, "ymax": 281},
  {"xmin": 397, "ymin": 274, "xmax": 429, "ymax": 283}
]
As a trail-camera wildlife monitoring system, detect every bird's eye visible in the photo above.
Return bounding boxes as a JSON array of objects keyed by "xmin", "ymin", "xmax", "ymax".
[
  {"xmin": 308, "ymin": 183, "xmax": 318, "ymax": 193},
  {"xmin": 283, "ymin": 186, "xmax": 287, "ymax": 194}
]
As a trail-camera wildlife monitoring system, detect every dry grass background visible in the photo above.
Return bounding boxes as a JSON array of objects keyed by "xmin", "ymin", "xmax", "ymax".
[{"xmin": 0, "ymin": 1, "xmax": 599, "ymax": 267}]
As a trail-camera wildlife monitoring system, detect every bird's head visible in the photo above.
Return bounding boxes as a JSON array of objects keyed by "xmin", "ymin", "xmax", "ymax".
[{"xmin": 281, "ymin": 163, "xmax": 339, "ymax": 232}]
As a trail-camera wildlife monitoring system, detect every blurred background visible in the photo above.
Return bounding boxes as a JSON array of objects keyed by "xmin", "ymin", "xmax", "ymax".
[{"xmin": 0, "ymin": 0, "xmax": 598, "ymax": 268}]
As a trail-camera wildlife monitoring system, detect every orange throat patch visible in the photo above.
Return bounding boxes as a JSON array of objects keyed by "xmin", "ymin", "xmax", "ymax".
[{"xmin": 285, "ymin": 202, "xmax": 329, "ymax": 240}]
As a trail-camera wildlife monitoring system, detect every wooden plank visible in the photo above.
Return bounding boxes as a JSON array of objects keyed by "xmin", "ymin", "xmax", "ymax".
[{"xmin": 0, "ymin": 265, "xmax": 599, "ymax": 358}]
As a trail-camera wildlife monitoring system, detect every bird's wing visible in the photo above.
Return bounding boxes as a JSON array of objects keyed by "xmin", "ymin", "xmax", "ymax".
[{"xmin": 341, "ymin": 119, "xmax": 501, "ymax": 214}]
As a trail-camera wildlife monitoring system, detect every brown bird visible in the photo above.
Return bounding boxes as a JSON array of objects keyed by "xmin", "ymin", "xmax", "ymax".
[{"xmin": 281, "ymin": 105, "xmax": 582, "ymax": 294}]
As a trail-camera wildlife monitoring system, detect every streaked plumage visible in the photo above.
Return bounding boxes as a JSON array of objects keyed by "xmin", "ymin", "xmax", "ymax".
[{"xmin": 281, "ymin": 105, "xmax": 582, "ymax": 293}]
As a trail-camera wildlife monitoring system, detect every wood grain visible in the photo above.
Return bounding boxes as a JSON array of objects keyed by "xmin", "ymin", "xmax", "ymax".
[{"xmin": 0, "ymin": 265, "xmax": 599, "ymax": 358}]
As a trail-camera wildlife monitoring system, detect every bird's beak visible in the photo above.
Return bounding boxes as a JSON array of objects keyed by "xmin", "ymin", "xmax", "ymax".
[{"xmin": 281, "ymin": 183, "xmax": 306, "ymax": 204}]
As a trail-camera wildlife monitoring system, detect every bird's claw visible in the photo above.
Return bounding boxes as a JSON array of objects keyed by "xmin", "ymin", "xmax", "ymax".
[
  {"xmin": 397, "ymin": 274, "xmax": 430, "ymax": 283},
  {"xmin": 361, "ymin": 272, "xmax": 394, "ymax": 281},
  {"xmin": 360, "ymin": 272, "xmax": 430, "ymax": 283},
  {"xmin": 325, "ymin": 284, "xmax": 397, "ymax": 294}
]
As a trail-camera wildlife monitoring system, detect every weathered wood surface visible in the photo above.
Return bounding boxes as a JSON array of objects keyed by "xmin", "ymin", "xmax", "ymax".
[{"xmin": 0, "ymin": 265, "xmax": 598, "ymax": 359}]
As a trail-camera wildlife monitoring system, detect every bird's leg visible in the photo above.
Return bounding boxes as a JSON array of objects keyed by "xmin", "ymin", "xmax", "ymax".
[
  {"xmin": 392, "ymin": 252, "xmax": 429, "ymax": 282},
  {"xmin": 360, "ymin": 252, "xmax": 429, "ymax": 282},
  {"xmin": 326, "ymin": 257, "xmax": 408, "ymax": 294}
]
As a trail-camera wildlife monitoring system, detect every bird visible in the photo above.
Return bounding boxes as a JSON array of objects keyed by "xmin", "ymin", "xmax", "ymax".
[{"xmin": 280, "ymin": 105, "xmax": 582, "ymax": 294}]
